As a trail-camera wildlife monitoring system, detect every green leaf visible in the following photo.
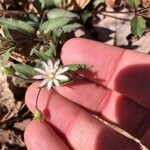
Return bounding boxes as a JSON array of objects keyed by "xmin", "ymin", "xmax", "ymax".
[
  {"xmin": 39, "ymin": 17, "xmax": 73, "ymax": 34},
  {"xmin": 81, "ymin": 10, "xmax": 92, "ymax": 24},
  {"xmin": 46, "ymin": 0, "xmax": 63, "ymax": 7},
  {"xmin": 53, "ymin": 0, "xmax": 63, "ymax": 7},
  {"xmin": 22, "ymin": 14, "xmax": 39, "ymax": 27},
  {"xmin": 54, "ymin": 23, "xmax": 82, "ymax": 37},
  {"xmin": 0, "ymin": 17, "xmax": 36, "ymax": 35},
  {"xmin": 32, "ymin": 0, "xmax": 63, "ymax": 9},
  {"xmin": 12, "ymin": 64, "xmax": 37, "ymax": 78},
  {"xmin": 131, "ymin": 16, "xmax": 146, "ymax": 38},
  {"xmin": 47, "ymin": 8, "xmax": 78, "ymax": 20},
  {"xmin": 2, "ymin": 26, "xmax": 13, "ymax": 39},
  {"xmin": 1, "ymin": 47, "xmax": 15, "ymax": 67},
  {"xmin": 61, "ymin": 23, "xmax": 82, "ymax": 33},
  {"xmin": 32, "ymin": 0, "xmax": 46, "ymax": 11},
  {"xmin": 93, "ymin": 0, "xmax": 105, "ymax": 8},
  {"xmin": 67, "ymin": 64, "xmax": 89, "ymax": 72},
  {"xmin": 127, "ymin": 0, "xmax": 141, "ymax": 8},
  {"xmin": 0, "ymin": 67, "xmax": 13, "ymax": 76},
  {"xmin": 45, "ymin": 45, "xmax": 57, "ymax": 58},
  {"xmin": 33, "ymin": 49, "xmax": 50, "ymax": 61},
  {"xmin": 59, "ymin": 79, "xmax": 73, "ymax": 86},
  {"xmin": 45, "ymin": 0, "xmax": 55, "ymax": 7}
]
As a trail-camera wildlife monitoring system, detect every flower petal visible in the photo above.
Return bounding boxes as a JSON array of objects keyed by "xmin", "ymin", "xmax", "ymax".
[
  {"xmin": 47, "ymin": 80, "xmax": 52, "ymax": 90},
  {"xmin": 53, "ymin": 59, "xmax": 60, "ymax": 72},
  {"xmin": 47, "ymin": 59, "xmax": 53, "ymax": 72},
  {"xmin": 39, "ymin": 79, "xmax": 49, "ymax": 87},
  {"xmin": 55, "ymin": 75, "xmax": 69, "ymax": 81},
  {"xmin": 56, "ymin": 66, "xmax": 69, "ymax": 75},
  {"xmin": 35, "ymin": 68, "xmax": 47, "ymax": 75},
  {"xmin": 53, "ymin": 79, "xmax": 60, "ymax": 87},
  {"xmin": 42, "ymin": 61, "xmax": 50, "ymax": 73},
  {"xmin": 32, "ymin": 75, "xmax": 44, "ymax": 80}
]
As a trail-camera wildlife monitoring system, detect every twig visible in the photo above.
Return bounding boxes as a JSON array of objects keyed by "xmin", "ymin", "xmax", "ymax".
[
  {"xmin": 138, "ymin": 6, "xmax": 150, "ymax": 13},
  {"xmin": 0, "ymin": 10, "xmax": 37, "ymax": 16},
  {"xmin": 99, "ymin": 13, "xmax": 131, "ymax": 21}
]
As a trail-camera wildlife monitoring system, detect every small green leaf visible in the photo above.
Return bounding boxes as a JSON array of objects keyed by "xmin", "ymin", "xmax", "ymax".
[
  {"xmin": 131, "ymin": 16, "xmax": 146, "ymax": 38},
  {"xmin": 32, "ymin": 0, "xmax": 62, "ymax": 9},
  {"xmin": 93, "ymin": 0, "xmax": 105, "ymax": 8},
  {"xmin": 22, "ymin": 14, "xmax": 39, "ymax": 27},
  {"xmin": 53, "ymin": 0, "xmax": 63, "ymax": 7},
  {"xmin": 1, "ymin": 47, "xmax": 15, "ymax": 67},
  {"xmin": 81, "ymin": 10, "xmax": 92, "ymax": 24},
  {"xmin": 32, "ymin": 0, "xmax": 46, "ymax": 11},
  {"xmin": 45, "ymin": 0, "xmax": 55, "ymax": 7},
  {"xmin": 67, "ymin": 64, "xmax": 89, "ymax": 72},
  {"xmin": 45, "ymin": 0, "xmax": 63, "ymax": 7},
  {"xmin": 54, "ymin": 23, "xmax": 82, "ymax": 38},
  {"xmin": 61, "ymin": 23, "xmax": 82, "ymax": 33},
  {"xmin": 0, "ymin": 17, "xmax": 36, "ymax": 35},
  {"xmin": 45, "ymin": 46, "xmax": 57, "ymax": 58},
  {"xmin": 127, "ymin": 0, "xmax": 141, "ymax": 8},
  {"xmin": 12, "ymin": 64, "xmax": 37, "ymax": 78},
  {"xmin": 0, "ymin": 67, "xmax": 12, "ymax": 76},
  {"xmin": 59, "ymin": 79, "xmax": 73, "ymax": 86},
  {"xmin": 39, "ymin": 17, "xmax": 73, "ymax": 34},
  {"xmin": 2, "ymin": 26, "xmax": 13, "ymax": 39},
  {"xmin": 47, "ymin": 8, "xmax": 78, "ymax": 20},
  {"xmin": 33, "ymin": 49, "xmax": 50, "ymax": 61}
]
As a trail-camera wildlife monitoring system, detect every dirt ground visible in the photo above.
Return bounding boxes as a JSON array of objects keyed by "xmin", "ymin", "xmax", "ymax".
[{"xmin": 0, "ymin": 8, "xmax": 150, "ymax": 150}]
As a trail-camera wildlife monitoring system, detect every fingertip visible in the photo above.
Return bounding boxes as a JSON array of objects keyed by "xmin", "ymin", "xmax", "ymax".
[
  {"xmin": 24, "ymin": 120, "xmax": 69, "ymax": 150},
  {"xmin": 141, "ymin": 127, "xmax": 150, "ymax": 149},
  {"xmin": 61, "ymin": 38, "xmax": 91, "ymax": 64},
  {"xmin": 24, "ymin": 120, "xmax": 45, "ymax": 150}
]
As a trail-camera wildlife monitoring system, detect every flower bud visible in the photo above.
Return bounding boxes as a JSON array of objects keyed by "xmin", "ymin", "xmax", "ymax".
[{"xmin": 33, "ymin": 109, "xmax": 43, "ymax": 122}]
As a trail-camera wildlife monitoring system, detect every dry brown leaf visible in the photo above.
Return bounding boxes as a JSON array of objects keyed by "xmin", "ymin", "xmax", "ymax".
[
  {"xmin": 105, "ymin": 0, "xmax": 116, "ymax": 8},
  {"xmin": 105, "ymin": 0, "xmax": 124, "ymax": 8},
  {"xmin": 62, "ymin": 0, "xmax": 91, "ymax": 11},
  {"xmin": 142, "ymin": 0, "xmax": 150, "ymax": 7}
]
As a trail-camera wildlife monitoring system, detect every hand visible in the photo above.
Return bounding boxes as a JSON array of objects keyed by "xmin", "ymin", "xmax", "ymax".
[{"xmin": 24, "ymin": 38, "xmax": 150, "ymax": 150}]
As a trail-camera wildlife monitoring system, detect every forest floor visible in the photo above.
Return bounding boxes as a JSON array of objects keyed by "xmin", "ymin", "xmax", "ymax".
[{"xmin": 0, "ymin": 8, "xmax": 150, "ymax": 150}]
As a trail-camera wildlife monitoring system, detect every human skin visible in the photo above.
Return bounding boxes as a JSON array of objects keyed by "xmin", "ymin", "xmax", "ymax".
[{"xmin": 24, "ymin": 38, "xmax": 150, "ymax": 150}]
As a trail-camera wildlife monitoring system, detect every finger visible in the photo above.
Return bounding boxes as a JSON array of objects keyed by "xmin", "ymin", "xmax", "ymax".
[
  {"xmin": 141, "ymin": 128, "xmax": 150, "ymax": 149},
  {"xmin": 61, "ymin": 38, "xmax": 150, "ymax": 109},
  {"xmin": 25, "ymin": 83, "xmax": 140, "ymax": 150},
  {"xmin": 56, "ymin": 78, "xmax": 150, "ymax": 139},
  {"xmin": 24, "ymin": 121, "xmax": 69, "ymax": 150}
]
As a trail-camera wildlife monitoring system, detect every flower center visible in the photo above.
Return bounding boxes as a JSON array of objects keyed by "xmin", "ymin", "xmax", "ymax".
[{"xmin": 48, "ymin": 72, "xmax": 55, "ymax": 79}]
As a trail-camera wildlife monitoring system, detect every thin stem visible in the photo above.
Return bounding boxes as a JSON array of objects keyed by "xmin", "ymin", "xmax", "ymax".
[
  {"xmin": 138, "ymin": 6, "xmax": 150, "ymax": 13},
  {"xmin": 39, "ymin": 10, "xmax": 48, "ymax": 26},
  {"xmin": 98, "ymin": 13, "xmax": 130, "ymax": 21},
  {"xmin": 35, "ymin": 88, "xmax": 42, "ymax": 110},
  {"xmin": 95, "ymin": 7, "xmax": 150, "ymax": 15},
  {"xmin": 140, "ymin": 14, "xmax": 150, "ymax": 18},
  {"xmin": 97, "ymin": 10, "xmax": 133, "ymax": 14},
  {"xmin": 0, "ymin": 10, "xmax": 37, "ymax": 16}
]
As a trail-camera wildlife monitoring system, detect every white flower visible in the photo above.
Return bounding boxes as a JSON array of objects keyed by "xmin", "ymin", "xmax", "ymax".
[{"xmin": 33, "ymin": 59, "xmax": 69, "ymax": 90}]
